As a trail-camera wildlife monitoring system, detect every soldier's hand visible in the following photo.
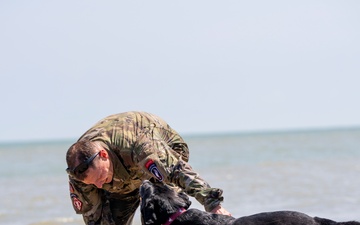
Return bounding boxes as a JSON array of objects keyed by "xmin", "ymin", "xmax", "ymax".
[{"xmin": 211, "ymin": 205, "xmax": 232, "ymax": 216}]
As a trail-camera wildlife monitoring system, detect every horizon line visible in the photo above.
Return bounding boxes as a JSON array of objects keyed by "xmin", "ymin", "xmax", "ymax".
[{"xmin": 1, "ymin": 125, "xmax": 360, "ymax": 146}]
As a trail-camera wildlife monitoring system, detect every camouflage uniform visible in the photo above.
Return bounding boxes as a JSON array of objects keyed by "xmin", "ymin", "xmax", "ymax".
[{"xmin": 68, "ymin": 111, "xmax": 224, "ymax": 225}]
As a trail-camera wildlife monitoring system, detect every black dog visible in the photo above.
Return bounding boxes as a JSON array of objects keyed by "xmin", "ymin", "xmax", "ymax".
[{"xmin": 139, "ymin": 180, "xmax": 360, "ymax": 225}]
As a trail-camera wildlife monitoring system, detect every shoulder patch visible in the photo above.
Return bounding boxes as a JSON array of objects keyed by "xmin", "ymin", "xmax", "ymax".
[
  {"xmin": 145, "ymin": 159, "xmax": 164, "ymax": 182},
  {"xmin": 72, "ymin": 196, "xmax": 83, "ymax": 211},
  {"xmin": 69, "ymin": 182, "xmax": 82, "ymax": 211}
]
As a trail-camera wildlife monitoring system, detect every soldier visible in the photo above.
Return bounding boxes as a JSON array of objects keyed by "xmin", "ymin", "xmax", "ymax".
[{"xmin": 66, "ymin": 111, "xmax": 231, "ymax": 225}]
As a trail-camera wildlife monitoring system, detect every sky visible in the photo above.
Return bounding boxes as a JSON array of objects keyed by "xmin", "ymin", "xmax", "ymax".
[{"xmin": 1, "ymin": 1, "xmax": 359, "ymax": 143}]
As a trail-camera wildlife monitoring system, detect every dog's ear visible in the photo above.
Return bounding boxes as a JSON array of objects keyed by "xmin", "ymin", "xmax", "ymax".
[{"xmin": 178, "ymin": 192, "xmax": 192, "ymax": 210}]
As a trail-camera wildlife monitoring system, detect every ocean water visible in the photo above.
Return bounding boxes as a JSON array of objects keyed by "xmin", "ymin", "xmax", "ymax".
[{"xmin": 1, "ymin": 128, "xmax": 360, "ymax": 225}]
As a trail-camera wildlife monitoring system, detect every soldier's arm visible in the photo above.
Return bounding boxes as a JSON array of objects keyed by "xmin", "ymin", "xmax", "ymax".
[
  {"xmin": 133, "ymin": 132, "xmax": 224, "ymax": 212},
  {"xmin": 168, "ymin": 160, "xmax": 225, "ymax": 212}
]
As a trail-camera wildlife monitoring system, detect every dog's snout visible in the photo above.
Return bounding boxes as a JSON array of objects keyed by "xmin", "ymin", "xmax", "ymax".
[
  {"xmin": 142, "ymin": 180, "xmax": 151, "ymax": 186},
  {"xmin": 140, "ymin": 180, "xmax": 153, "ymax": 198},
  {"xmin": 140, "ymin": 180, "xmax": 153, "ymax": 191}
]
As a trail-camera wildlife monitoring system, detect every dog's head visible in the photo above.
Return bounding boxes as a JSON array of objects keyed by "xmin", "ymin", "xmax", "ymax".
[{"xmin": 139, "ymin": 180, "xmax": 192, "ymax": 225}]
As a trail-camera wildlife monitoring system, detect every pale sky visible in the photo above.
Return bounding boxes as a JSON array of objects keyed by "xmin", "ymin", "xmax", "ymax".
[{"xmin": 1, "ymin": 1, "xmax": 359, "ymax": 143}]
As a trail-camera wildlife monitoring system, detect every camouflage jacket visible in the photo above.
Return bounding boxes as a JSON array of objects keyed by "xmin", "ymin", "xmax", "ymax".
[{"xmin": 68, "ymin": 111, "xmax": 224, "ymax": 223}]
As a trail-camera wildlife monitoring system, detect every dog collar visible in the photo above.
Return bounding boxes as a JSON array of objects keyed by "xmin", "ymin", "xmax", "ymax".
[{"xmin": 162, "ymin": 208, "xmax": 186, "ymax": 225}]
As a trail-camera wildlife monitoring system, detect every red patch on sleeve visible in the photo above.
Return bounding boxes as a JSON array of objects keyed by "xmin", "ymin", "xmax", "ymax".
[
  {"xmin": 72, "ymin": 197, "xmax": 83, "ymax": 211},
  {"xmin": 145, "ymin": 159, "xmax": 154, "ymax": 169}
]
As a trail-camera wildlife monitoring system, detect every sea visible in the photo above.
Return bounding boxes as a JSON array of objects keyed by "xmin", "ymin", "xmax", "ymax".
[{"xmin": 1, "ymin": 128, "xmax": 360, "ymax": 225}]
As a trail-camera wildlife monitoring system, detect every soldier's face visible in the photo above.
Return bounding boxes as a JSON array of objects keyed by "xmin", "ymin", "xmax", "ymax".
[{"xmin": 82, "ymin": 149, "xmax": 113, "ymax": 188}]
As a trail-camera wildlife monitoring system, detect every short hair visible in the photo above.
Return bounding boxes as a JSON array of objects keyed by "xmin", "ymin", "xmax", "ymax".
[{"xmin": 66, "ymin": 140, "xmax": 98, "ymax": 180}]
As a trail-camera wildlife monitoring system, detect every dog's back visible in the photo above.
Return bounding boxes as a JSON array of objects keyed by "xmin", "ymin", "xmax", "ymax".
[
  {"xmin": 233, "ymin": 211, "xmax": 317, "ymax": 225},
  {"xmin": 314, "ymin": 217, "xmax": 360, "ymax": 225},
  {"xmin": 233, "ymin": 212, "xmax": 360, "ymax": 225}
]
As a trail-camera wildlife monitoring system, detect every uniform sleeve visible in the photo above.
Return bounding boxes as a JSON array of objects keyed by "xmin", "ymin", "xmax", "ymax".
[
  {"xmin": 169, "ymin": 160, "xmax": 224, "ymax": 212},
  {"xmin": 68, "ymin": 177, "xmax": 115, "ymax": 224},
  {"xmin": 133, "ymin": 128, "xmax": 224, "ymax": 212}
]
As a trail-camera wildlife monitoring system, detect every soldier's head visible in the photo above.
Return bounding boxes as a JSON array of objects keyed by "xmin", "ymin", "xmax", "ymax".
[{"xmin": 66, "ymin": 140, "xmax": 113, "ymax": 188}]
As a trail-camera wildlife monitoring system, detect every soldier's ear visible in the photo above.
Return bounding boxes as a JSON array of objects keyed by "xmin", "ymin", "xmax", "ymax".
[{"xmin": 99, "ymin": 149, "xmax": 109, "ymax": 159}]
